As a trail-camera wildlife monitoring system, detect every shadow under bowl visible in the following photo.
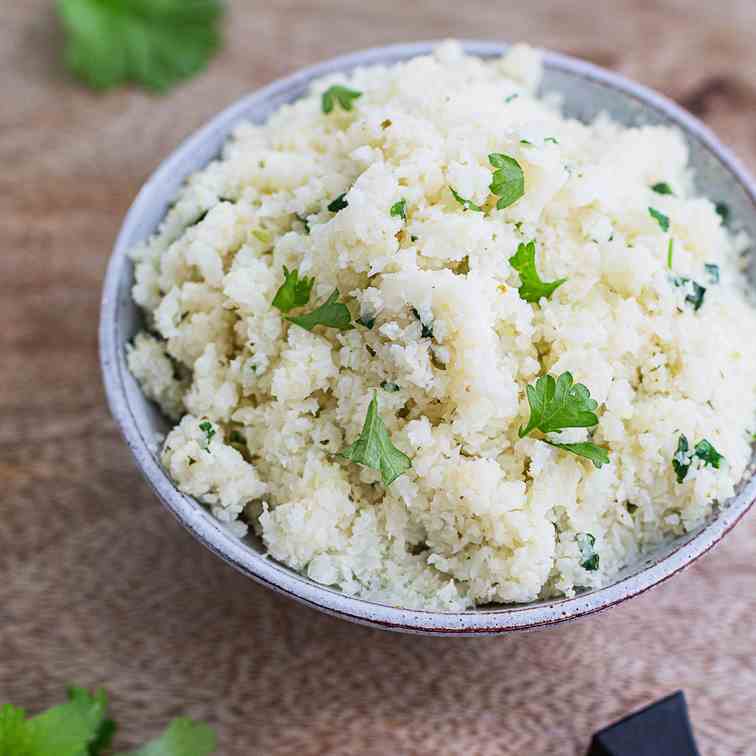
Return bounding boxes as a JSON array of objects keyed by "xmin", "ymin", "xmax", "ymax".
[{"xmin": 100, "ymin": 40, "xmax": 756, "ymax": 635}]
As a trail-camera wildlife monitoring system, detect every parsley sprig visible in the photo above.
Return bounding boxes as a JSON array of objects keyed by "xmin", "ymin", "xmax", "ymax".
[
  {"xmin": 0, "ymin": 686, "xmax": 215, "ymax": 755},
  {"xmin": 286, "ymin": 290, "xmax": 353, "ymax": 332},
  {"xmin": 673, "ymin": 434, "xmax": 724, "ymax": 483},
  {"xmin": 338, "ymin": 391, "xmax": 412, "ymax": 486},
  {"xmin": 57, "ymin": 0, "xmax": 225, "ymax": 92},
  {"xmin": 321, "ymin": 85, "xmax": 362, "ymax": 114},
  {"xmin": 390, "ymin": 199, "xmax": 407, "ymax": 220},
  {"xmin": 649, "ymin": 207, "xmax": 670, "ymax": 232},
  {"xmin": 509, "ymin": 241, "xmax": 566, "ymax": 303},
  {"xmin": 450, "ymin": 187, "xmax": 483, "ymax": 212},
  {"xmin": 272, "ymin": 266, "xmax": 315, "ymax": 313},
  {"xmin": 576, "ymin": 533, "xmax": 600, "ymax": 571},
  {"xmin": 489, "ymin": 153, "xmax": 525, "ymax": 209},
  {"xmin": 519, "ymin": 372, "xmax": 609, "ymax": 468}
]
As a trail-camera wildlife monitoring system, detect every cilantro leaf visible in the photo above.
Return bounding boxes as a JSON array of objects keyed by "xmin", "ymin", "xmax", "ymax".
[
  {"xmin": 338, "ymin": 391, "xmax": 412, "ymax": 486},
  {"xmin": 57, "ymin": 0, "xmax": 225, "ymax": 92},
  {"xmin": 649, "ymin": 207, "xmax": 670, "ymax": 232},
  {"xmin": 508, "ymin": 240, "xmax": 566, "ymax": 303},
  {"xmin": 321, "ymin": 85, "xmax": 362, "ymax": 114},
  {"xmin": 286, "ymin": 289, "xmax": 353, "ymax": 332},
  {"xmin": 198, "ymin": 420, "xmax": 215, "ymax": 451},
  {"xmin": 390, "ymin": 199, "xmax": 407, "ymax": 220},
  {"xmin": 544, "ymin": 137, "xmax": 559, "ymax": 144},
  {"xmin": 519, "ymin": 372, "xmax": 602, "ymax": 438},
  {"xmin": 327, "ymin": 193, "xmax": 348, "ymax": 212},
  {"xmin": 673, "ymin": 434, "xmax": 724, "ymax": 483},
  {"xmin": 504, "ymin": 93, "xmax": 519, "ymax": 104},
  {"xmin": 0, "ymin": 705, "xmax": 32, "ymax": 755},
  {"xmin": 544, "ymin": 440, "xmax": 610, "ymax": 469},
  {"xmin": 672, "ymin": 276, "xmax": 706, "ymax": 311},
  {"xmin": 704, "ymin": 263, "xmax": 720, "ymax": 284},
  {"xmin": 450, "ymin": 187, "xmax": 483, "ymax": 212},
  {"xmin": 120, "ymin": 717, "xmax": 216, "ymax": 756},
  {"xmin": 272, "ymin": 266, "xmax": 315, "ymax": 313},
  {"xmin": 411, "ymin": 308, "xmax": 433, "ymax": 338},
  {"xmin": 576, "ymin": 533, "xmax": 599, "ymax": 571},
  {"xmin": 489, "ymin": 153, "xmax": 525, "ymax": 209},
  {"xmin": 651, "ymin": 182, "xmax": 674, "ymax": 195}
]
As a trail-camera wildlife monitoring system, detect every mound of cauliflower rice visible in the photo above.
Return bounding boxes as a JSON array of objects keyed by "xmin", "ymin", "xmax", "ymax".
[{"xmin": 127, "ymin": 42, "xmax": 756, "ymax": 610}]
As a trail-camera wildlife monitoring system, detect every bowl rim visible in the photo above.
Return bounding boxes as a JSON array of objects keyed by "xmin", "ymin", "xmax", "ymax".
[{"xmin": 100, "ymin": 39, "xmax": 756, "ymax": 635}]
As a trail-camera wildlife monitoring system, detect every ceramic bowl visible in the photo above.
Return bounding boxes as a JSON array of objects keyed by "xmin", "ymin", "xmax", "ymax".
[{"xmin": 100, "ymin": 41, "xmax": 756, "ymax": 635}]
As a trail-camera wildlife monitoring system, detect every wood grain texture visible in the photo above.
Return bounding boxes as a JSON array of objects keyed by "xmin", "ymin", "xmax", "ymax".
[{"xmin": 1, "ymin": 1, "xmax": 755, "ymax": 753}]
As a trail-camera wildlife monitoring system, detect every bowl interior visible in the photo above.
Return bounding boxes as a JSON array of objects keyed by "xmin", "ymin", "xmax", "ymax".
[{"xmin": 102, "ymin": 41, "xmax": 756, "ymax": 633}]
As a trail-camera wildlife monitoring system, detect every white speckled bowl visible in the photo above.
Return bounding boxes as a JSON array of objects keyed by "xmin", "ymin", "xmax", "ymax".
[{"xmin": 100, "ymin": 41, "xmax": 756, "ymax": 635}]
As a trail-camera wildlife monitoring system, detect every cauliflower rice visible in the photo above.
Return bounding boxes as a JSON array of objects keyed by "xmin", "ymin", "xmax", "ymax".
[{"xmin": 127, "ymin": 42, "xmax": 756, "ymax": 610}]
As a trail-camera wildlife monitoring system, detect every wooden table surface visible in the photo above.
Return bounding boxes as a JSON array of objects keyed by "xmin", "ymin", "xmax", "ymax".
[{"xmin": 2, "ymin": 1, "xmax": 755, "ymax": 753}]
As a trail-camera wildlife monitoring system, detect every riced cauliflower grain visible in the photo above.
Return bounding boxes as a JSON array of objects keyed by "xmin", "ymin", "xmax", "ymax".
[{"xmin": 128, "ymin": 42, "xmax": 756, "ymax": 610}]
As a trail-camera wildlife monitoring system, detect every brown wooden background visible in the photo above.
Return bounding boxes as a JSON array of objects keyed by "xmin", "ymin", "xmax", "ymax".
[{"xmin": 2, "ymin": 1, "xmax": 756, "ymax": 753}]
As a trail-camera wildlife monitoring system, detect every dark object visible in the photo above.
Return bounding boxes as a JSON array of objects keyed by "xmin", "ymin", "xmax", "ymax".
[{"xmin": 587, "ymin": 691, "xmax": 700, "ymax": 756}]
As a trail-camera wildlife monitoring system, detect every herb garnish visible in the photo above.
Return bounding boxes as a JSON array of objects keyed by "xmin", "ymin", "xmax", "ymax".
[
  {"xmin": 673, "ymin": 434, "xmax": 724, "ymax": 483},
  {"xmin": 544, "ymin": 137, "xmax": 559, "ymax": 144},
  {"xmin": 338, "ymin": 391, "xmax": 412, "ymax": 486},
  {"xmin": 651, "ymin": 182, "xmax": 674, "ymax": 195},
  {"xmin": 672, "ymin": 277, "xmax": 706, "ymax": 311},
  {"xmin": 198, "ymin": 420, "xmax": 215, "ymax": 450},
  {"xmin": 518, "ymin": 372, "xmax": 610, "ymax": 468},
  {"xmin": 381, "ymin": 381, "xmax": 401, "ymax": 392},
  {"xmin": 357, "ymin": 314, "xmax": 376, "ymax": 329},
  {"xmin": 715, "ymin": 202, "xmax": 730, "ymax": 225},
  {"xmin": 450, "ymin": 187, "xmax": 483, "ymax": 212},
  {"xmin": 272, "ymin": 266, "xmax": 315, "ymax": 313},
  {"xmin": 489, "ymin": 153, "xmax": 525, "ymax": 209},
  {"xmin": 576, "ymin": 533, "xmax": 600, "ymax": 571},
  {"xmin": 508, "ymin": 240, "xmax": 567, "ymax": 303},
  {"xmin": 328, "ymin": 193, "xmax": 349, "ymax": 212},
  {"xmin": 504, "ymin": 93, "xmax": 519, "ymax": 103},
  {"xmin": 286, "ymin": 289, "xmax": 353, "ymax": 332},
  {"xmin": 321, "ymin": 84, "xmax": 362, "ymax": 114},
  {"xmin": 411, "ymin": 307, "xmax": 433, "ymax": 338},
  {"xmin": 57, "ymin": 0, "xmax": 225, "ymax": 92},
  {"xmin": 704, "ymin": 263, "xmax": 720, "ymax": 284},
  {"xmin": 667, "ymin": 238, "xmax": 674, "ymax": 269},
  {"xmin": 649, "ymin": 207, "xmax": 670, "ymax": 232},
  {"xmin": 390, "ymin": 199, "xmax": 407, "ymax": 220},
  {"xmin": 295, "ymin": 214, "xmax": 311, "ymax": 234}
]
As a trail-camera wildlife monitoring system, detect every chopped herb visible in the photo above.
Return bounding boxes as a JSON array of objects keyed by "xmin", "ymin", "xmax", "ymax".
[
  {"xmin": 673, "ymin": 433, "xmax": 724, "ymax": 483},
  {"xmin": 450, "ymin": 187, "xmax": 483, "ymax": 212},
  {"xmin": 295, "ymin": 213, "xmax": 311, "ymax": 234},
  {"xmin": 411, "ymin": 307, "xmax": 433, "ymax": 338},
  {"xmin": 338, "ymin": 391, "xmax": 412, "ymax": 486},
  {"xmin": 57, "ymin": 0, "xmax": 225, "ymax": 93},
  {"xmin": 357, "ymin": 314, "xmax": 376, "ymax": 329},
  {"xmin": 651, "ymin": 182, "xmax": 674, "ymax": 195},
  {"xmin": 576, "ymin": 533, "xmax": 600, "ymax": 571},
  {"xmin": 489, "ymin": 153, "xmax": 525, "ymax": 209},
  {"xmin": 272, "ymin": 266, "xmax": 315, "ymax": 313},
  {"xmin": 504, "ymin": 93, "xmax": 519, "ymax": 103},
  {"xmin": 286, "ymin": 289, "xmax": 353, "ymax": 332},
  {"xmin": 667, "ymin": 238, "xmax": 674, "ymax": 269},
  {"xmin": 199, "ymin": 420, "xmax": 215, "ymax": 450},
  {"xmin": 321, "ymin": 84, "xmax": 362, "ymax": 114},
  {"xmin": 328, "ymin": 193, "xmax": 348, "ymax": 212},
  {"xmin": 520, "ymin": 139, "xmax": 533, "ymax": 146},
  {"xmin": 190, "ymin": 209, "xmax": 209, "ymax": 227},
  {"xmin": 672, "ymin": 276, "xmax": 706, "ymax": 311},
  {"xmin": 519, "ymin": 372, "xmax": 609, "ymax": 468},
  {"xmin": 544, "ymin": 137, "xmax": 559, "ymax": 144},
  {"xmin": 508, "ymin": 240, "xmax": 567, "ymax": 303},
  {"xmin": 390, "ymin": 198, "xmax": 407, "ymax": 221},
  {"xmin": 381, "ymin": 381, "xmax": 401, "ymax": 392},
  {"xmin": 704, "ymin": 263, "xmax": 720, "ymax": 284},
  {"xmin": 252, "ymin": 228, "xmax": 272, "ymax": 244},
  {"xmin": 410, "ymin": 235, "xmax": 418, "ymax": 242},
  {"xmin": 649, "ymin": 207, "xmax": 670, "ymax": 232},
  {"xmin": 715, "ymin": 202, "xmax": 730, "ymax": 225}
]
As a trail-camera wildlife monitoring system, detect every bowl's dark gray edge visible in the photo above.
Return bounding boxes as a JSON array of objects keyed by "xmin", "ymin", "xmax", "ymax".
[{"xmin": 99, "ymin": 40, "xmax": 756, "ymax": 636}]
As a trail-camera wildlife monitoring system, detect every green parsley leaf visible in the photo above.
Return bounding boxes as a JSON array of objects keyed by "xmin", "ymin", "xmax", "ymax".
[
  {"xmin": 380, "ymin": 381, "xmax": 401, "ymax": 392},
  {"xmin": 272, "ymin": 266, "xmax": 315, "ymax": 313},
  {"xmin": 673, "ymin": 434, "xmax": 725, "ymax": 483},
  {"xmin": 667, "ymin": 238, "xmax": 674, "ymax": 269},
  {"xmin": 543, "ymin": 440, "xmax": 610, "ymax": 469},
  {"xmin": 338, "ymin": 391, "xmax": 412, "ymax": 486},
  {"xmin": 57, "ymin": 0, "xmax": 225, "ymax": 92},
  {"xmin": 489, "ymin": 153, "xmax": 525, "ymax": 209},
  {"xmin": 122, "ymin": 717, "xmax": 216, "ymax": 756},
  {"xmin": 520, "ymin": 139, "xmax": 533, "ymax": 146},
  {"xmin": 450, "ymin": 187, "xmax": 483, "ymax": 212},
  {"xmin": 672, "ymin": 276, "xmax": 706, "ymax": 311},
  {"xmin": 321, "ymin": 85, "xmax": 362, "ymax": 114},
  {"xmin": 715, "ymin": 202, "xmax": 730, "ymax": 225},
  {"xmin": 504, "ymin": 93, "xmax": 519, "ymax": 104},
  {"xmin": 286, "ymin": 289, "xmax": 353, "ymax": 332},
  {"xmin": 508, "ymin": 240, "xmax": 567, "ymax": 303},
  {"xmin": 544, "ymin": 137, "xmax": 559, "ymax": 144},
  {"xmin": 649, "ymin": 207, "xmax": 670, "ymax": 232},
  {"xmin": 519, "ymin": 372, "xmax": 602, "ymax": 438},
  {"xmin": 198, "ymin": 421, "xmax": 215, "ymax": 450},
  {"xmin": 327, "ymin": 193, "xmax": 348, "ymax": 212},
  {"xmin": 576, "ymin": 533, "xmax": 599, "ymax": 571},
  {"xmin": 651, "ymin": 182, "xmax": 674, "ymax": 195},
  {"xmin": 705, "ymin": 263, "xmax": 720, "ymax": 284},
  {"xmin": 411, "ymin": 308, "xmax": 433, "ymax": 338},
  {"xmin": 390, "ymin": 199, "xmax": 407, "ymax": 221}
]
